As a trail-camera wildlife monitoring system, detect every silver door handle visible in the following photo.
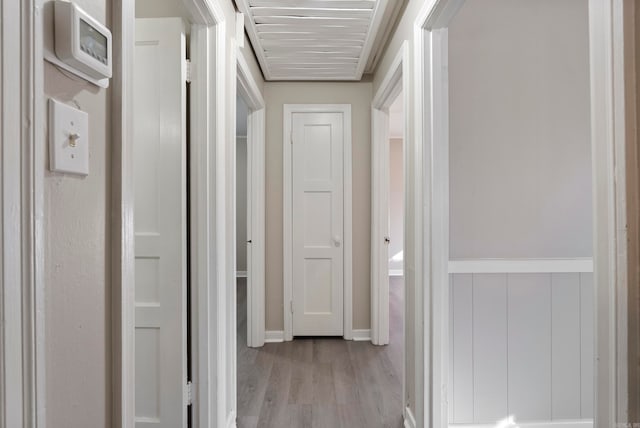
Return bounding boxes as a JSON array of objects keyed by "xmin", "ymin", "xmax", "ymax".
[{"xmin": 333, "ymin": 235, "xmax": 342, "ymax": 247}]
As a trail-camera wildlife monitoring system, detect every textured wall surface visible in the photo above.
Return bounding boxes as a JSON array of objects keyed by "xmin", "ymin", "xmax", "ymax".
[{"xmin": 44, "ymin": 0, "xmax": 111, "ymax": 426}]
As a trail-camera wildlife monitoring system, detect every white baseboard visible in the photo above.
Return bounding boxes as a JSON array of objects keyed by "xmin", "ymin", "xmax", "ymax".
[
  {"xmin": 389, "ymin": 269, "xmax": 404, "ymax": 277},
  {"xmin": 226, "ymin": 410, "xmax": 237, "ymax": 428},
  {"xmin": 236, "ymin": 271, "xmax": 247, "ymax": 278},
  {"xmin": 352, "ymin": 329, "xmax": 371, "ymax": 341},
  {"xmin": 449, "ymin": 421, "xmax": 593, "ymax": 428},
  {"xmin": 264, "ymin": 330, "xmax": 284, "ymax": 343},
  {"xmin": 404, "ymin": 407, "xmax": 416, "ymax": 428}
]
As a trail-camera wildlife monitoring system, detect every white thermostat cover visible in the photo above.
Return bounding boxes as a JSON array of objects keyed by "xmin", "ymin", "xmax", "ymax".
[{"xmin": 53, "ymin": 1, "xmax": 112, "ymax": 81}]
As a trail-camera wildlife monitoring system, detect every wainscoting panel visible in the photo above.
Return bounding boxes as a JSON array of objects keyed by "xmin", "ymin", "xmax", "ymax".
[
  {"xmin": 551, "ymin": 273, "xmax": 581, "ymax": 419},
  {"xmin": 472, "ymin": 273, "xmax": 508, "ymax": 423},
  {"xmin": 508, "ymin": 273, "xmax": 552, "ymax": 421},
  {"xmin": 449, "ymin": 269, "xmax": 594, "ymax": 425},
  {"xmin": 580, "ymin": 273, "xmax": 594, "ymax": 419}
]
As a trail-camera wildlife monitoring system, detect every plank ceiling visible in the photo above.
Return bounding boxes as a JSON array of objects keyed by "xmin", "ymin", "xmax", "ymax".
[{"xmin": 236, "ymin": 0, "xmax": 401, "ymax": 81}]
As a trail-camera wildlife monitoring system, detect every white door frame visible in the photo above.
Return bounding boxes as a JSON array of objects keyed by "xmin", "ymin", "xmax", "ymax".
[
  {"xmin": 414, "ymin": 0, "xmax": 632, "ymax": 426},
  {"xmin": 371, "ymin": 41, "xmax": 409, "ymax": 347},
  {"xmin": 1, "ymin": 0, "xmax": 46, "ymax": 426},
  {"xmin": 236, "ymin": 52, "xmax": 266, "ymax": 348},
  {"xmin": 283, "ymin": 104, "xmax": 353, "ymax": 341},
  {"xmin": 112, "ymin": 1, "xmax": 228, "ymax": 427}
]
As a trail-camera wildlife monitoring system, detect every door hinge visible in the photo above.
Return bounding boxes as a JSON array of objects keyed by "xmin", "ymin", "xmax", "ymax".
[
  {"xmin": 185, "ymin": 59, "xmax": 192, "ymax": 83},
  {"xmin": 186, "ymin": 381, "xmax": 194, "ymax": 406},
  {"xmin": 290, "ymin": 301, "xmax": 294, "ymax": 314}
]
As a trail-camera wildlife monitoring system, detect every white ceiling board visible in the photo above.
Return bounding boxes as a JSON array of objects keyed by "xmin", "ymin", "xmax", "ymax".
[
  {"xmin": 249, "ymin": 0, "xmax": 376, "ymax": 8},
  {"xmin": 237, "ymin": 0, "xmax": 403, "ymax": 80},
  {"xmin": 250, "ymin": 7, "xmax": 373, "ymax": 18}
]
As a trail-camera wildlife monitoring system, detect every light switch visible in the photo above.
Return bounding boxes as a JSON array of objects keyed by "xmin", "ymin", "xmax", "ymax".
[{"xmin": 49, "ymin": 98, "xmax": 89, "ymax": 175}]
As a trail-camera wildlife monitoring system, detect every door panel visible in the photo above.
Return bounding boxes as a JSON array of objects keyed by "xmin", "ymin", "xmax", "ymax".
[
  {"xmin": 292, "ymin": 112, "xmax": 344, "ymax": 336},
  {"xmin": 134, "ymin": 18, "xmax": 187, "ymax": 428}
]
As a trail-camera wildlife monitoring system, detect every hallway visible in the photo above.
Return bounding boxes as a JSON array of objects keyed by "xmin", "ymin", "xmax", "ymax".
[{"xmin": 236, "ymin": 276, "xmax": 404, "ymax": 428}]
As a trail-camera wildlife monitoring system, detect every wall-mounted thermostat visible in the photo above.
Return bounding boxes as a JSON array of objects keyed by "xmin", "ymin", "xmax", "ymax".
[
  {"xmin": 44, "ymin": 1, "xmax": 112, "ymax": 87},
  {"xmin": 54, "ymin": 1, "xmax": 112, "ymax": 80}
]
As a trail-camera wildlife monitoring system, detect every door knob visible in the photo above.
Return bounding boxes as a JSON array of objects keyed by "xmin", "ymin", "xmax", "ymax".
[
  {"xmin": 384, "ymin": 237, "xmax": 390, "ymax": 244},
  {"xmin": 333, "ymin": 235, "xmax": 342, "ymax": 247}
]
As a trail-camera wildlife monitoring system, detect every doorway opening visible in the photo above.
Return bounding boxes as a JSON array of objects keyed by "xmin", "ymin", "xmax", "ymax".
[
  {"xmin": 387, "ymin": 90, "xmax": 405, "ymax": 420},
  {"xmin": 118, "ymin": 0, "xmax": 226, "ymax": 426},
  {"xmin": 371, "ymin": 41, "xmax": 410, "ymax": 424},
  {"xmin": 132, "ymin": 4, "xmax": 191, "ymax": 426}
]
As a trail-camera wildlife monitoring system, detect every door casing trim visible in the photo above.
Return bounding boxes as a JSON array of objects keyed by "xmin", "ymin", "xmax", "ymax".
[
  {"xmin": 236, "ymin": 51, "xmax": 266, "ymax": 349},
  {"xmin": 370, "ymin": 41, "xmax": 409, "ymax": 347}
]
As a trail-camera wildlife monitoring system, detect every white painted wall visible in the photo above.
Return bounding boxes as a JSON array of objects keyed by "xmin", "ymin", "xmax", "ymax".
[{"xmin": 448, "ymin": 0, "xmax": 592, "ymax": 260}]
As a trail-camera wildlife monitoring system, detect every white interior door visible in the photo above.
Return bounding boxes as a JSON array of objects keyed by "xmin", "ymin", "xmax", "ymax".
[
  {"xmin": 134, "ymin": 18, "xmax": 188, "ymax": 428},
  {"xmin": 291, "ymin": 112, "xmax": 344, "ymax": 336}
]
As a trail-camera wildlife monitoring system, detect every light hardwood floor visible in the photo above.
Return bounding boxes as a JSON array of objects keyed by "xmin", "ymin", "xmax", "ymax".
[{"xmin": 236, "ymin": 276, "xmax": 404, "ymax": 428}]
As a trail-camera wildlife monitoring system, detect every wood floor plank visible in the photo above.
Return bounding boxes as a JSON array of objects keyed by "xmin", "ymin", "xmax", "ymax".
[{"xmin": 236, "ymin": 277, "xmax": 404, "ymax": 427}]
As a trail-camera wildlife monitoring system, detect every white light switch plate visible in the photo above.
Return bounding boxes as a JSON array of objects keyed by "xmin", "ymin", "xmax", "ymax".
[{"xmin": 49, "ymin": 98, "xmax": 89, "ymax": 175}]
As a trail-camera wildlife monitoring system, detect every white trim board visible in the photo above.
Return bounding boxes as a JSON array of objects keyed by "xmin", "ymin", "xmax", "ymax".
[
  {"xmin": 404, "ymin": 406, "xmax": 417, "ymax": 428},
  {"xmin": 414, "ymin": 0, "xmax": 630, "ymax": 426},
  {"xmin": 264, "ymin": 330, "xmax": 284, "ymax": 343},
  {"xmin": 1, "ymin": 0, "xmax": 46, "ymax": 426},
  {"xmin": 283, "ymin": 104, "xmax": 353, "ymax": 341},
  {"xmin": 226, "ymin": 410, "xmax": 237, "ymax": 428},
  {"xmin": 449, "ymin": 422, "xmax": 593, "ymax": 428},
  {"xmin": 352, "ymin": 329, "xmax": 372, "ymax": 341},
  {"xmin": 371, "ymin": 41, "xmax": 409, "ymax": 347},
  {"xmin": 448, "ymin": 258, "xmax": 594, "ymax": 274}
]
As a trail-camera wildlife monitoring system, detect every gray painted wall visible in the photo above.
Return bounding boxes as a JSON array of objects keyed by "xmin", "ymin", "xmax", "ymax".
[
  {"xmin": 389, "ymin": 138, "xmax": 404, "ymax": 272},
  {"xmin": 236, "ymin": 96, "xmax": 248, "ymax": 273},
  {"xmin": 44, "ymin": 0, "xmax": 110, "ymax": 425},
  {"xmin": 264, "ymin": 82, "xmax": 372, "ymax": 331},
  {"xmin": 236, "ymin": 137, "xmax": 248, "ymax": 272},
  {"xmin": 449, "ymin": 0, "xmax": 593, "ymax": 260}
]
